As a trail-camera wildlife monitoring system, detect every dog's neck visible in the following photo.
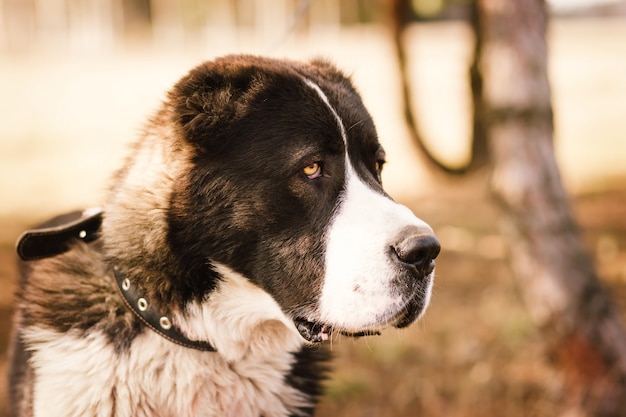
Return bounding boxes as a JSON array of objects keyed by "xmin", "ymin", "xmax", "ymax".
[
  {"xmin": 102, "ymin": 111, "xmax": 197, "ymax": 308},
  {"xmin": 172, "ymin": 263, "xmax": 306, "ymax": 362},
  {"xmin": 112, "ymin": 265, "xmax": 217, "ymax": 352},
  {"xmin": 110, "ymin": 262, "xmax": 306, "ymax": 361}
]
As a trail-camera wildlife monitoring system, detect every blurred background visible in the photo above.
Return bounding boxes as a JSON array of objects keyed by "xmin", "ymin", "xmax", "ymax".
[{"xmin": 1, "ymin": 0, "xmax": 625, "ymax": 416}]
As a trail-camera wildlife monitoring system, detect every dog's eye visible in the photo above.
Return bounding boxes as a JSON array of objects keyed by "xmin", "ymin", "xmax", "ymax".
[
  {"xmin": 375, "ymin": 160, "xmax": 385, "ymax": 178},
  {"xmin": 303, "ymin": 162, "xmax": 322, "ymax": 180}
]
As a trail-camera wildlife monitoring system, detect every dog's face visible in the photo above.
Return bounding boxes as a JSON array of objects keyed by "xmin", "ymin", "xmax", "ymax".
[
  {"xmin": 167, "ymin": 56, "xmax": 439, "ymax": 340},
  {"xmin": 108, "ymin": 56, "xmax": 439, "ymax": 343}
]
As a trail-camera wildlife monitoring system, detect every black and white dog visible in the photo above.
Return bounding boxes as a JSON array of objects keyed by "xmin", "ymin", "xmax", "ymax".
[{"xmin": 9, "ymin": 55, "xmax": 440, "ymax": 417}]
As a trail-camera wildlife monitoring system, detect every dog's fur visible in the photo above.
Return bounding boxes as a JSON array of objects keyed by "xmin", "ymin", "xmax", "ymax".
[{"xmin": 8, "ymin": 55, "xmax": 440, "ymax": 417}]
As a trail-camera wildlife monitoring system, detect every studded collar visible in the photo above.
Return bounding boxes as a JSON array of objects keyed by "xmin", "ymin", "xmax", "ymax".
[{"xmin": 112, "ymin": 266, "xmax": 216, "ymax": 352}]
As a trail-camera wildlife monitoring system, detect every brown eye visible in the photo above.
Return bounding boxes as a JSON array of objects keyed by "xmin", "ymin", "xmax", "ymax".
[
  {"xmin": 303, "ymin": 162, "xmax": 322, "ymax": 179},
  {"xmin": 375, "ymin": 160, "xmax": 385, "ymax": 175}
]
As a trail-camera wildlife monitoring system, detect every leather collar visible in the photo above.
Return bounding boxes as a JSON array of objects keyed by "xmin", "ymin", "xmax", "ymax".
[{"xmin": 112, "ymin": 266, "xmax": 216, "ymax": 352}]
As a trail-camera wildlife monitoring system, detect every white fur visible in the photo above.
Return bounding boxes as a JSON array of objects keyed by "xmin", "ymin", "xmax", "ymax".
[
  {"xmin": 302, "ymin": 78, "xmax": 434, "ymax": 331},
  {"xmin": 175, "ymin": 263, "xmax": 305, "ymax": 363},
  {"xmin": 23, "ymin": 277, "xmax": 311, "ymax": 417}
]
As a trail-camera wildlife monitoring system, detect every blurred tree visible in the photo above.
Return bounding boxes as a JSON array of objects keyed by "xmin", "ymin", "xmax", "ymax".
[
  {"xmin": 393, "ymin": 0, "xmax": 626, "ymax": 415},
  {"xmin": 390, "ymin": 0, "xmax": 471, "ymax": 175}
]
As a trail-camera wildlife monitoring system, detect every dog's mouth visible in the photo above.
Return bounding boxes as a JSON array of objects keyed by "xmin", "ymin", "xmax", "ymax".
[
  {"xmin": 294, "ymin": 318, "xmax": 333, "ymax": 343},
  {"xmin": 294, "ymin": 318, "xmax": 383, "ymax": 343}
]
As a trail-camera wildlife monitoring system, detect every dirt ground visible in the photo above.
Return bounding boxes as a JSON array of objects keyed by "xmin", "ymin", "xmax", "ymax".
[{"xmin": 1, "ymin": 178, "xmax": 625, "ymax": 417}]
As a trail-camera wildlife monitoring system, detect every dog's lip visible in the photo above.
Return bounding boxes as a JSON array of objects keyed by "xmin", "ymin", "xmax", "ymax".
[
  {"xmin": 389, "ymin": 275, "xmax": 433, "ymax": 328},
  {"xmin": 389, "ymin": 302, "xmax": 418, "ymax": 329},
  {"xmin": 294, "ymin": 318, "xmax": 333, "ymax": 343},
  {"xmin": 294, "ymin": 318, "xmax": 382, "ymax": 343}
]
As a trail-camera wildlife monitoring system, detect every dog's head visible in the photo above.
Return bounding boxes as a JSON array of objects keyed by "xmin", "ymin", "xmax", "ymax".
[{"xmin": 104, "ymin": 55, "xmax": 439, "ymax": 344}]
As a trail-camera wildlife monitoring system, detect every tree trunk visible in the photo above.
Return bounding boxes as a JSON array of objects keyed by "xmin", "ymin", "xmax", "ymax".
[
  {"xmin": 474, "ymin": 0, "xmax": 626, "ymax": 414},
  {"xmin": 389, "ymin": 0, "xmax": 468, "ymax": 175}
]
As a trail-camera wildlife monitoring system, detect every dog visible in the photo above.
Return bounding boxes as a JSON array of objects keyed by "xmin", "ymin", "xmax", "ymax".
[{"xmin": 8, "ymin": 55, "xmax": 440, "ymax": 417}]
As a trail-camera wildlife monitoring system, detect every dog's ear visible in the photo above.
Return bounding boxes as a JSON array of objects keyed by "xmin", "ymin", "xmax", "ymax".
[{"xmin": 169, "ymin": 56, "xmax": 274, "ymax": 148}]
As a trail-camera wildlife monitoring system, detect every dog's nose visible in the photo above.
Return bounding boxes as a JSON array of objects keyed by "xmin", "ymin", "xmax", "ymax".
[{"xmin": 392, "ymin": 227, "xmax": 440, "ymax": 275}]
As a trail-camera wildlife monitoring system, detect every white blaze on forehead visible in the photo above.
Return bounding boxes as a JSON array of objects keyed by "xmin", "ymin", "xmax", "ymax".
[
  {"xmin": 303, "ymin": 77, "xmax": 433, "ymax": 331},
  {"xmin": 303, "ymin": 78, "xmax": 348, "ymax": 145}
]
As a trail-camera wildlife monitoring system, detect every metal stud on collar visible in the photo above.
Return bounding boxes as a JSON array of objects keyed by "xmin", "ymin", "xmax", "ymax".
[
  {"xmin": 159, "ymin": 317, "xmax": 172, "ymax": 330},
  {"xmin": 137, "ymin": 298, "xmax": 148, "ymax": 311},
  {"xmin": 112, "ymin": 266, "xmax": 216, "ymax": 352}
]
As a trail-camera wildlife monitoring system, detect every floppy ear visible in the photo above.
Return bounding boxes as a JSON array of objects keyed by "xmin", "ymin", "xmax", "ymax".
[{"xmin": 168, "ymin": 56, "xmax": 271, "ymax": 148}]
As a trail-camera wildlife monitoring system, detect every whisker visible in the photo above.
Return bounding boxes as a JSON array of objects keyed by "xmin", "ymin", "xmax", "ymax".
[{"xmin": 347, "ymin": 119, "xmax": 365, "ymax": 131}]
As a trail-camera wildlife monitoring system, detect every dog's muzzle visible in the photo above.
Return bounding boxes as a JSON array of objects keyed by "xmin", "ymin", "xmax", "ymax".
[{"xmin": 296, "ymin": 226, "xmax": 440, "ymax": 343}]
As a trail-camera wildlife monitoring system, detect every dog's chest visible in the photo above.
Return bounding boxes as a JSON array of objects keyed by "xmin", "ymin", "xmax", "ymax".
[{"xmin": 28, "ymin": 328, "xmax": 308, "ymax": 417}]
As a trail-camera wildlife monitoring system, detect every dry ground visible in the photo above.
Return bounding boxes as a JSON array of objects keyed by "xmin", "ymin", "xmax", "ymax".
[{"xmin": 1, "ymin": 18, "xmax": 625, "ymax": 417}]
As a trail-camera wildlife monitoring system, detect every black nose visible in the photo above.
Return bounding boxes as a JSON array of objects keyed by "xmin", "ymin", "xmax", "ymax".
[{"xmin": 392, "ymin": 228, "xmax": 440, "ymax": 275}]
